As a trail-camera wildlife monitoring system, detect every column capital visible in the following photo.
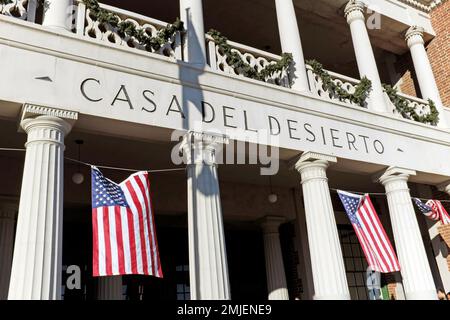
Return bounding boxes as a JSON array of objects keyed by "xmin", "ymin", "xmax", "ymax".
[
  {"xmin": 180, "ymin": 131, "xmax": 229, "ymax": 165},
  {"xmin": 260, "ymin": 216, "xmax": 285, "ymax": 234},
  {"xmin": 437, "ymin": 181, "xmax": 450, "ymax": 194},
  {"xmin": 293, "ymin": 152, "xmax": 337, "ymax": 173},
  {"xmin": 374, "ymin": 167, "xmax": 416, "ymax": 186},
  {"xmin": 405, "ymin": 26, "xmax": 425, "ymax": 48},
  {"xmin": 20, "ymin": 103, "xmax": 78, "ymax": 135},
  {"xmin": 344, "ymin": 0, "xmax": 365, "ymax": 24}
]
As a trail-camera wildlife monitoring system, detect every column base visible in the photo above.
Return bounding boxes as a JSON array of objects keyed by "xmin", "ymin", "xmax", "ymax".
[
  {"xmin": 405, "ymin": 290, "xmax": 437, "ymax": 300},
  {"xmin": 42, "ymin": 25, "xmax": 72, "ymax": 31},
  {"xmin": 268, "ymin": 288, "xmax": 289, "ymax": 301},
  {"xmin": 313, "ymin": 293, "xmax": 351, "ymax": 300}
]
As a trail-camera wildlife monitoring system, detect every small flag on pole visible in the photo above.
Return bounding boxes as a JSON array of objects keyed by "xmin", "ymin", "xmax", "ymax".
[
  {"xmin": 413, "ymin": 198, "xmax": 450, "ymax": 225},
  {"xmin": 337, "ymin": 190, "xmax": 400, "ymax": 273},
  {"xmin": 412, "ymin": 198, "xmax": 439, "ymax": 221},
  {"xmin": 91, "ymin": 166, "xmax": 163, "ymax": 278}
]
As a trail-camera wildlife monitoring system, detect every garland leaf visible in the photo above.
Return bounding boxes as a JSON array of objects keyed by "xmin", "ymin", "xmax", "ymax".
[
  {"xmin": 4, "ymin": 0, "xmax": 437, "ymax": 126},
  {"xmin": 306, "ymin": 59, "xmax": 372, "ymax": 107},
  {"xmin": 82, "ymin": 0, "xmax": 183, "ymax": 52},
  {"xmin": 208, "ymin": 29, "xmax": 293, "ymax": 84},
  {"xmin": 382, "ymin": 84, "xmax": 439, "ymax": 125}
]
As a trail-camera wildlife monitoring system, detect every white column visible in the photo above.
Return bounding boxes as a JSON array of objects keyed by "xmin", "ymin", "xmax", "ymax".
[
  {"xmin": 405, "ymin": 26, "xmax": 447, "ymax": 128},
  {"xmin": 344, "ymin": 0, "xmax": 389, "ymax": 113},
  {"xmin": 261, "ymin": 216, "xmax": 289, "ymax": 300},
  {"xmin": 274, "ymin": 0, "xmax": 309, "ymax": 92},
  {"xmin": 181, "ymin": 131, "xmax": 230, "ymax": 300},
  {"xmin": 41, "ymin": 0, "xmax": 73, "ymax": 31},
  {"xmin": 97, "ymin": 277, "xmax": 124, "ymax": 300},
  {"xmin": 294, "ymin": 152, "xmax": 350, "ymax": 300},
  {"xmin": 0, "ymin": 203, "xmax": 17, "ymax": 300},
  {"xmin": 376, "ymin": 167, "xmax": 436, "ymax": 300},
  {"xmin": 180, "ymin": 0, "xmax": 207, "ymax": 66},
  {"xmin": 8, "ymin": 104, "xmax": 77, "ymax": 300}
]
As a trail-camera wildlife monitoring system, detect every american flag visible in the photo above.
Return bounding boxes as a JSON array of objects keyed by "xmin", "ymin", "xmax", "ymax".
[
  {"xmin": 412, "ymin": 198, "xmax": 439, "ymax": 221},
  {"xmin": 337, "ymin": 190, "xmax": 400, "ymax": 273},
  {"xmin": 91, "ymin": 167, "xmax": 163, "ymax": 278},
  {"xmin": 413, "ymin": 198, "xmax": 450, "ymax": 225}
]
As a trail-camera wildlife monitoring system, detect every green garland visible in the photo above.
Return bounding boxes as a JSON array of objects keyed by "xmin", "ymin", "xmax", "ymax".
[
  {"xmin": 306, "ymin": 59, "xmax": 372, "ymax": 107},
  {"xmin": 306, "ymin": 59, "xmax": 439, "ymax": 125},
  {"xmin": 82, "ymin": 0, "xmax": 183, "ymax": 52},
  {"xmin": 207, "ymin": 29, "xmax": 293, "ymax": 84},
  {"xmin": 1, "ymin": 0, "xmax": 44, "ymax": 5},
  {"xmin": 4, "ymin": 0, "xmax": 438, "ymax": 126},
  {"xmin": 382, "ymin": 84, "xmax": 439, "ymax": 126}
]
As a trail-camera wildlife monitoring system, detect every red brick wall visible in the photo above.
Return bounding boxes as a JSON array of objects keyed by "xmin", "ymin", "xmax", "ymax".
[
  {"xmin": 427, "ymin": 2, "xmax": 450, "ymax": 107},
  {"xmin": 397, "ymin": 2, "xmax": 449, "ymax": 106},
  {"xmin": 383, "ymin": 274, "xmax": 398, "ymax": 299},
  {"xmin": 396, "ymin": 53, "xmax": 418, "ymax": 97}
]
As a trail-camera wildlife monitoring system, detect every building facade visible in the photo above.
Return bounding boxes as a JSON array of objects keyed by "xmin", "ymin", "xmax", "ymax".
[{"xmin": 0, "ymin": 0, "xmax": 449, "ymax": 300}]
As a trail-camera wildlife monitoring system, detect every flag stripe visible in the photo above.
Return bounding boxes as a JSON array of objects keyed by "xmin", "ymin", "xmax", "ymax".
[
  {"xmin": 432, "ymin": 201, "xmax": 450, "ymax": 225},
  {"xmin": 365, "ymin": 198, "xmax": 400, "ymax": 270},
  {"xmin": 108, "ymin": 206, "xmax": 119, "ymax": 275},
  {"xmin": 146, "ymin": 178, "xmax": 163, "ymax": 277},
  {"xmin": 126, "ymin": 207, "xmax": 138, "ymax": 274},
  {"xmin": 354, "ymin": 227, "xmax": 379, "ymax": 272},
  {"xmin": 120, "ymin": 206, "xmax": 131, "ymax": 274},
  {"xmin": 133, "ymin": 175, "xmax": 155, "ymax": 276},
  {"xmin": 91, "ymin": 167, "xmax": 163, "ymax": 278},
  {"xmin": 361, "ymin": 201, "xmax": 395, "ymax": 271},
  {"xmin": 92, "ymin": 209, "xmax": 99, "ymax": 276},
  {"xmin": 358, "ymin": 214, "xmax": 384, "ymax": 272},
  {"xmin": 103, "ymin": 208, "xmax": 113, "ymax": 276},
  {"xmin": 114, "ymin": 206, "xmax": 126, "ymax": 275},
  {"xmin": 124, "ymin": 180, "xmax": 148, "ymax": 274},
  {"xmin": 97, "ymin": 207, "xmax": 106, "ymax": 276},
  {"xmin": 337, "ymin": 190, "xmax": 400, "ymax": 273},
  {"xmin": 356, "ymin": 204, "xmax": 390, "ymax": 272},
  {"xmin": 128, "ymin": 177, "xmax": 152, "ymax": 275}
]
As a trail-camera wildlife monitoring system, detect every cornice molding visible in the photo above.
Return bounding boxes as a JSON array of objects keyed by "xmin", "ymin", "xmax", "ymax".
[
  {"xmin": 397, "ymin": 0, "xmax": 448, "ymax": 13},
  {"xmin": 21, "ymin": 103, "xmax": 79, "ymax": 121}
]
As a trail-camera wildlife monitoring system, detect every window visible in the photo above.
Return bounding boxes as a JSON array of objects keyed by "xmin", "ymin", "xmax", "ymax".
[
  {"xmin": 176, "ymin": 264, "xmax": 190, "ymax": 300},
  {"xmin": 339, "ymin": 228, "xmax": 370, "ymax": 300}
]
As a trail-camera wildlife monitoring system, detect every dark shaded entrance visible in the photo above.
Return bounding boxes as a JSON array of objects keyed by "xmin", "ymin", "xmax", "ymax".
[{"xmin": 62, "ymin": 210, "xmax": 267, "ymax": 300}]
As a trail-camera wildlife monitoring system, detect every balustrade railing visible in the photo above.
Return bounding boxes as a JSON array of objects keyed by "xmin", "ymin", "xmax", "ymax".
[
  {"xmin": 0, "ymin": 0, "xmax": 37, "ymax": 22},
  {"xmin": 0, "ymin": 1, "xmax": 439, "ymax": 126},
  {"xmin": 306, "ymin": 65, "xmax": 366, "ymax": 108},
  {"xmin": 74, "ymin": 1, "xmax": 183, "ymax": 60},
  {"xmin": 206, "ymin": 34, "xmax": 290, "ymax": 87},
  {"xmin": 394, "ymin": 92, "xmax": 435, "ymax": 120}
]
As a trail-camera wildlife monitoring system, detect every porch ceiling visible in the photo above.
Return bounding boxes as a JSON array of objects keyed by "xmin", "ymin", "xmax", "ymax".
[{"xmin": 102, "ymin": 0, "xmax": 418, "ymax": 78}]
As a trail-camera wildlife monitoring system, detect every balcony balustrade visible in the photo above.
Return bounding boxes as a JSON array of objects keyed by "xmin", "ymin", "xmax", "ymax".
[
  {"xmin": 76, "ymin": 1, "xmax": 183, "ymax": 60},
  {"xmin": 0, "ymin": 0, "xmax": 36, "ymax": 22},
  {"xmin": 205, "ymin": 34, "xmax": 290, "ymax": 87},
  {"xmin": 0, "ymin": 0, "xmax": 440, "ymax": 126}
]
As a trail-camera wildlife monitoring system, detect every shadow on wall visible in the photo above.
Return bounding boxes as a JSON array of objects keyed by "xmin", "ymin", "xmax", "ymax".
[{"xmin": 176, "ymin": 5, "xmax": 220, "ymax": 198}]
